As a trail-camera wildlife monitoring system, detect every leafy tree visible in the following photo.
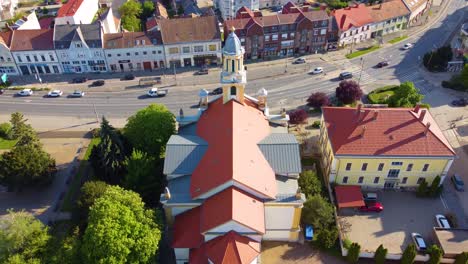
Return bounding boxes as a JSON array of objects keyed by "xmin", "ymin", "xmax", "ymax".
[
  {"xmin": 298, "ymin": 170, "xmax": 322, "ymax": 198},
  {"xmin": 89, "ymin": 117, "xmax": 128, "ymax": 183},
  {"xmin": 123, "ymin": 149, "xmax": 165, "ymax": 205},
  {"xmin": 301, "ymin": 195, "xmax": 335, "ymax": 230},
  {"xmin": 427, "ymin": 245, "xmax": 443, "ymax": 264},
  {"xmin": 177, "ymin": 4, "xmax": 184, "ymax": 15},
  {"xmin": 0, "ymin": 122, "xmax": 12, "ymax": 139},
  {"xmin": 121, "ymin": 15, "xmax": 141, "ymax": 31},
  {"xmin": 428, "ymin": 175, "xmax": 442, "ymax": 197},
  {"xmin": 288, "ymin": 109, "xmax": 308, "ymax": 125},
  {"xmin": 336, "ymin": 80, "xmax": 363, "ymax": 104},
  {"xmin": 315, "ymin": 226, "xmax": 338, "ymax": 249},
  {"xmin": 119, "ymin": 0, "xmax": 142, "ymax": 31},
  {"xmin": 416, "ymin": 179, "xmax": 428, "ymax": 197},
  {"xmin": 142, "ymin": 0, "xmax": 155, "ymax": 19},
  {"xmin": 388, "ymin": 82, "xmax": 423, "ymax": 107},
  {"xmin": 320, "ymin": 0, "xmax": 348, "ymax": 9},
  {"xmin": 124, "ymin": 104, "xmax": 175, "ymax": 158},
  {"xmin": 445, "ymin": 65, "xmax": 468, "ymax": 91},
  {"xmin": 374, "ymin": 244, "xmax": 388, "ymax": 264},
  {"xmin": 401, "ymin": 243, "xmax": 417, "ymax": 264},
  {"xmin": 81, "ymin": 186, "xmax": 162, "ymax": 264},
  {"xmin": 44, "ymin": 227, "xmax": 82, "ymax": 264},
  {"xmin": 454, "ymin": 252, "xmax": 468, "ymax": 264},
  {"xmin": 77, "ymin": 181, "xmax": 109, "ymax": 220},
  {"xmin": 0, "ymin": 210, "xmax": 50, "ymax": 262},
  {"xmin": 346, "ymin": 242, "xmax": 360, "ymax": 263},
  {"xmin": 423, "ymin": 46, "xmax": 453, "ymax": 71},
  {"xmin": 307, "ymin": 92, "xmax": 330, "ymax": 109}
]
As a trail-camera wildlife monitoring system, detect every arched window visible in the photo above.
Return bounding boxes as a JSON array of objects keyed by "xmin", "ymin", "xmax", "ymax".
[
  {"xmin": 230, "ymin": 86, "xmax": 236, "ymax": 96},
  {"xmin": 232, "ymin": 60, "xmax": 235, "ymax": 73}
]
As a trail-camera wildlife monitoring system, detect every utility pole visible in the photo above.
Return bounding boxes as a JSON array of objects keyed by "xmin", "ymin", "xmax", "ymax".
[
  {"xmin": 358, "ymin": 57, "xmax": 364, "ymax": 85},
  {"xmin": 173, "ymin": 63, "xmax": 177, "ymax": 84},
  {"xmin": 284, "ymin": 50, "xmax": 288, "ymax": 73}
]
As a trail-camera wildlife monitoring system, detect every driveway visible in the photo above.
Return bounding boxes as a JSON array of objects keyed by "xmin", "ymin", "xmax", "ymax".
[{"xmin": 260, "ymin": 242, "xmax": 346, "ymax": 264}]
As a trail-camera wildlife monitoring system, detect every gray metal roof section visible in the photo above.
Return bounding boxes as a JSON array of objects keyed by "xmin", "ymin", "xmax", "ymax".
[
  {"xmin": 178, "ymin": 122, "xmax": 198, "ymax": 136},
  {"xmin": 258, "ymin": 133, "xmax": 302, "ymax": 174},
  {"xmin": 163, "ymin": 135, "xmax": 208, "ymax": 175},
  {"xmin": 54, "ymin": 23, "xmax": 102, "ymax": 49},
  {"xmin": 165, "ymin": 175, "xmax": 202, "ymax": 204}
]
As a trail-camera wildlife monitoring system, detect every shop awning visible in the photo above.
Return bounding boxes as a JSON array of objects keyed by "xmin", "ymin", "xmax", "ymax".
[{"xmin": 334, "ymin": 185, "xmax": 365, "ymax": 209}]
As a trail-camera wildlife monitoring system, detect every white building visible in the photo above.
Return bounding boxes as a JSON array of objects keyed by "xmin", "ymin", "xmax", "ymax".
[
  {"xmin": 0, "ymin": 0, "xmax": 18, "ymax": 21},
  {"xmin": 54, "ymin": 23, "xmax": 107, "ymax": 73},
  {"xmin": 400, "ymin": 0, "xmax": 429, "ymax": 26},
  {"xmin": 332, "ymin": 4, "xmax": 374, "ymax": 46},
  {"xmin": 259, "ymin": 0, "xmax": 303, "ymax": 9},
  {"xmin": 9, "ymin": 11, "xmax": 41, "ymax": 30},
  {"xmin": 104, "ymin": 32, "xmax": 165, "ymax": 71},
  {"xmin": 216, "ymin": 0, "xmax": 259, "ymax": 20},
  {"xmin": 156, "ymin": 16, "xmax": 222, "ymax": 68},
  {"xmin": 55, "ymin": 0, "xmax": 99, "ymax": 25},
  {"xmin": 100, "ymin": 8, "xmax": 119, "ymax": 34},
  {"xmin": 0, "ymin": 31, "xmax": 19, "ymax": 75},
  {"xmin": 10, "ymin": 29, "xmax": 62, "ymax": 75}
]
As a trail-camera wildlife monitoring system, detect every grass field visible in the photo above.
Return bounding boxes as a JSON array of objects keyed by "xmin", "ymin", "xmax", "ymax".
[
  {"xmin": 0, "ymin": 138, "xmax": 17, "ymax": 149},
  {"xmin": 388, "ymin": 35, "xmax": 408, "ymax": 44},
  {"xmin": 345, "ymin": 46, "xmax": 380, "ymax": 59},
  {"xmin": 367, "ymin": 85, "xmax": 399, "ymax": 104}
]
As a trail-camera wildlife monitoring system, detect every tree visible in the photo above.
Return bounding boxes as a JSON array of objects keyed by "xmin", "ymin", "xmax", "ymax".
[
  {"xmin": 315, "ymin": 226, "xmax": 338, "ymax": 249},
  {"xmin": 423, "ymin": 46, "xmax": 453, "ymax": 72},
  {"xmin": 89, "ymin": 117, "xmax": 128, "ymax": 183},
  {"xmin": 123, "ymin": 150, "xmax": 165, "ymax": 205},
  {"xmin": 10, "ymin": 112, "xmax": 30, "ymax": 140},
  {"xmin": 0, "ymin": 210, "xmax": 50, "ymax": 262},
  {"xmin": 454, "ymin": 252, "xmax": 468, "ymax": 264},
  {"xmin": 374, "ymin": 244, "xmax": 388, "ymax": 264},
  {"xmin": 388, "ymin": 82, "xmax": 423, "ymax": 107},
  {"xmin": 119, "ymin": 0, "xmax": 142, "ymax": 31},
  {"xmin": 428, "ymin": 245, "xmax": 443, "ymax": 264},
  {"xmin": 428, "ymin": 175, "xmax": 442, "ymax": 197},
  {"xmin": 123, "ymin": 104, "xmax": 175, "ymax": 158},
  {"xmin": 416, "ymin": 179, "xmax": 428, "ymax": 197},
  {"xmin": 44, "ymin": 227, "xmax": 82, "ymax": 264},
  {"xmin": 346, "ymin": 242, "xmax": 360, "ymax": 263},
  {"xmin": 336, "ymin": 80, "xmax": 363, "ymax": 104},
  {"xmin": 307, "ymin": 92, "xmax": 330, "ymax": 109},
  {"xmin": 288, "ymin": 109, "xmax": 308, "ymax": 125},
  {"xmin": 142, "ymin": 0, "xmax": 155, "ymax": 19},
  {"xmin": 401, "ymin": 243, "xmax": 417, "ymax": 264},
  {"xmin": 301, "ymin": 195, "xmax": 335, "ymax": 230},
  {"xmin": 298, "ymin": 170, "xmax": 322, "ymax": 198},
  {"xmin": 0, "ymin": 122, "xmax": 12, "ymax": 139},
  {"xmin": 77, "ymin": 181, "xmax": 109, "ymax": 221},
  {"xmin": 81, "ymin": 186, "xmax": 162, "ymax": 264},
  {"xmin": 177, "ymin": 4, "xmax": 184, "ymax": 15}
]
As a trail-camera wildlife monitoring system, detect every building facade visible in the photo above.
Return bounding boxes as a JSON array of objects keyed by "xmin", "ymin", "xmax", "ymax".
[
  {"xmin": 319, "ymin": 105, "xmax": 456, "ymax": 189},
  {"xmin": 0, "ymin": 31, "xmax": 18, "ymax": 75},
  {"xmin": 224, "ymin": 5, "xmax": 329, "ymax": 60},
  {"xmin": 216, "ymin": 0, "xmax": 259, "ymax": 19},
  {"xmin": 162, "ymin": 30, "xmax": 304, "ymax": 264},
  {"xmin": 54, "ymin": 23, "xmax": 107, "ymax": 73},
  {"xmin": 401, "ymin": 0, "xmax": 429, "ymax": 26},
  {"xmin": 104, "ymin": 32, "xmax": 165, "ymax": 72},
  {"xmin": 55, "ymin": 0, "xmax": 99, "ymax": 25},
  {"xmin": 367, "ymin": 1, "xmax": 410, "ymax": 39},
  {"xmin": 259, "ymin": 0, "xmax": 304, "ymax": 9},
  {"xmin": 157, "ymin": 16, "xmax": 222, "ymax": 68},
  {"xmin": 332, "ymin": 4, "xmax": 374, "ymax": 46},
  {"xmin": 10, "ymin": 29, "xmax": 62, "ymax": 75}
]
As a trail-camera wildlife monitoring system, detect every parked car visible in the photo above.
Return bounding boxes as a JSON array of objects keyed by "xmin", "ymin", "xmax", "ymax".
[
  {"xmin": 147, "ymin": 87, "xmax": 168, "ymax": 97},
  {"xmin": 47, "ymin": 90, "xmax": 63, "ymax": 97},
  {"xmin": 411, "ymin": 233, "xmax": 427, "ymax": 252},
  {"xmin": 339, "ymin": 72, "xmax": 353, "ymax": 80},
  {"xmin": 402, "ymin": 43, "xmax": 413, "ymax": 50},
  {"xmin": 195, "ymin": 67, "xmax": 209, "ymax": 75},
  {"xmin": 451, "ymin": 98, "xmax": 468, "ymax": 107},
  {"xmin": 376, "ymin": 61, "xmax": 389, "ymax": 68},
  {"xmin": 293, "ymin": 58, "xmax": 306, "ymax": 64},
  {"xmin": 451, "ymin": 174, "xmax": 465, "ymax": 191},
  {"xmin": 70, "ymin": 90, "xmax": 85, "ymax": 97},
  {"xmin": 363, "ymin": 192, "xmax": 377, "ymax": 202},
  {"xmin": 72, "ymin": 77, "xmax": 87, "ymax": 83},
  {"xmin": 123, "ymin": 73, "xmax": 135, "ymax": 80},
  {"xmin": 435, "ymin": 214, "xmax": 451, "ymax": 228},
  {"xmin": 310, "ymin": 67, "xmax": 324, "ymax": 74},
  {"xmin": 210, "ymin": 87, "xmax": 223, "ymax": 95},
  {"xmin": 17, "ymin": 89, "xmax": 33, "ymax": 96},
  {"xmin": 91, "ymin": 80, "xmax": 105, "ymax": 87},
  {"xmin": 359, "ymin": 202, "xmax": 383, "ymax": 212}
]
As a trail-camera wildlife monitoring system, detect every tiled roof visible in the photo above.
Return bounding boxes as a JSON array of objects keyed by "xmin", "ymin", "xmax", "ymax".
[
  {"xmin": 146, "ymin": 17, "xmax": 158, "ymax": 31},
  {"xmin": 366, "ymin": 1, "xmax": 410, "ymax": 22},
  {"xmin": 54, "ymin": 24, "xmax": 102, "ymax": 49},
  {"xmin": 333, "ymin": 4, "xmax": 373, "ymax": 31},
  {"xmin": 335, "ymin": 185, "xmax": 365, "ymax": 208},
  {"xmin": 204, "ymin": 231, "xmax": 260, "ymax": 264},
  {"xmin": 236, "ymin": 6, "xmax": 255, "ymax": 18},
  {"xmin": 200, "ymin": 187, "xmax": 265, "ymax": 234},
  {"xmin": 57, "ymin": 0, "xmax": 84, "ymax": 17},
  {"xmin": 0, "ymin": 31, "xmax": 13, "ymax": 48},
  {"xmin": 322, "ymin": 106, "xmax": 456, "ymax": 157},
  {"xmin": 10, "ymin": 29, "xmax": 54, "ymax": 51},
  {"xmin": 157, "ymin": 15, "xmax": 220, "ymax": 44},
  {"xmin": 191, "ymin": 99, "xmax": 277, "ymax": 199},
  {"xmin": 399, "ymin": 0, "xmax": 428, "ymax": 13},
  {"xmin": 104, "ymin": 32, "xmax": 157, "ymax": 49},
  {"xmin": 172, "ymin": 206, "xmax": 204, "ymax": 248},
  {"xmin": 39, "ymin": 17, "xmax": 54, "ymax": 29}
]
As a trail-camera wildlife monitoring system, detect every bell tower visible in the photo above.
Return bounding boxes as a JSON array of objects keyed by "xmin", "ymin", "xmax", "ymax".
[{"xmin": 220, "ymin": 27, "xmax": 247, "ymax": 104}]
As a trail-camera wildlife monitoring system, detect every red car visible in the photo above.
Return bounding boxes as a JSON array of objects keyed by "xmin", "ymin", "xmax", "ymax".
[{"xmin": 359, "ymin": 202, "xmax": 383, "ymax": 212}]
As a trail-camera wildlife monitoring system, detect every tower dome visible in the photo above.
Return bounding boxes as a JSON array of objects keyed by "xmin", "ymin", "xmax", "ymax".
[{"xmin": 223, "ymin": 27, "xmax": 244, "ymax": 56}]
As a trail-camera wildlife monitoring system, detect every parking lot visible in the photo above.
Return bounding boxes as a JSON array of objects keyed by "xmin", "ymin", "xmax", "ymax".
[{"xmin": 339, "ymin": 191, "xmax": 447, "ymax": 254}]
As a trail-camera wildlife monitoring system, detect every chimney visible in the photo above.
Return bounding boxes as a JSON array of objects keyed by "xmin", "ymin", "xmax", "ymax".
[
  {"xmin": 360, "ymin": 125, "xmax": 367, "ymax": 138},
  {"xmin": 295, "ymin": 188, "xmax": 302, "ymax": 200},
  {"xmin": 373, "ymin": 110, "xmax": 379, "ymax": 120},
  {"xmin": 424, "ymin": 122, "xmax": 431, "ymax": 136},
  {"xmin": 163, "ymin": 187, "xmax": 171, "ymax": 200},
  {"xmin": 356, "ymin": 103, "xmax": 362, "ymax": 113},
  {"xmin": 419, "ymin": 109, "xmax": 427, "ymax": 121},
  {"xmin": 413, "ymin": 103, "xmax": 421, "ymax": 113}
]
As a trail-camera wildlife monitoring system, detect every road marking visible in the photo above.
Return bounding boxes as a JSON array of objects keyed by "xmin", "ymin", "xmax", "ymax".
[{"xmin": 440, "ymin": 194, "xmax": 449, "ymax": 209}]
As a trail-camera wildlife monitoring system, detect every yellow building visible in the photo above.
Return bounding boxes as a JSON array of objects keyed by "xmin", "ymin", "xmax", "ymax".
[{"xmin": 319, "ymin": 105, "xmax": 456, "ymax": 189}]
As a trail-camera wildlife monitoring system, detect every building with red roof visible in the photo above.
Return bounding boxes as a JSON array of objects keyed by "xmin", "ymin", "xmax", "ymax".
[
  {"xmin": 319, "ymin": 105, "xmax": 456, "ymax": 190},
  {"xmin": 162, "ymin": 29, "xmax": 304, "ymax": 263},
  {"xmin": 0, "ymin": 31, "xmax": 19, "ymax": 75},
  {"xmin": 55, "ymin": 0, "xmax": 98, "ymax": 25},
  {"xmin": 332, "ymin": 4, "xmax": 374, "ymax": 46}
]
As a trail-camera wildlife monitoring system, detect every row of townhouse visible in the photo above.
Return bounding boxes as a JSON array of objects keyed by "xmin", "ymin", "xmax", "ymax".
[{"xmin": 0, "ymin": 16, "xmax": 222, "ymax": 76}]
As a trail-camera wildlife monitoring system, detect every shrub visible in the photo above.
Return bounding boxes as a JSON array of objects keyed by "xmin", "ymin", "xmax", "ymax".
[
  {"xmin": 336, "ymin": 80, "xmax": 363, "ymax": 104},
  {"xmin": 0, "ymin": 122, "xmax": 12, "ymax": 139},
  {"xmin": 441, "ymin": 80, "xmax": 452, "ymax": 88},
  {"xmin": 420, "ymin": 103, "xmax": 431, "ymax": 109},
  {"xmin": 307, "ymin": 92, "xmax": 330, "ymax": 109},
  {"xmin": 316, "ymin": 226, "xmax": 338, "ymax": 249},
  {"xmin": 428, "ymin": 245, "xmax": 443, "ymax": 264},
  {"xmin": 401, "ymin": 244, "xmax": 417, "ymax": 264},
  {"xmin": 454, "ymin": 252, "xmax": 468, "ymax": 264},
  {"xmin": 374, "ymin": 244, "xmax": 388, "ymax": 264},
  {"xmin": 343, "ymin": 238, "xmax": 352, "ymax": 249},
  {"xmin": 298, "ymin": 170, "xmax": 322, "ymax": 198},
  {"xmin": 416, "ymin": 179, "xmax": 428, "ymax": 197},
  {"xmin": 428, "ymin": 175, "xmax": 442, "ymax": 197},
  {"xmin": 289, "ymin": 109, "xmax": 308, "ymax": 125},
  {"xmin": 90, "ymin": 128, "xmax": 101, "ymax": 138},
  {"xmin": 312, "ymin": 120, "xmax": 321, "ymax": 129},
  {"xmin": 346, "ymin": 242, "xmax": 360, "ymax": 263}
]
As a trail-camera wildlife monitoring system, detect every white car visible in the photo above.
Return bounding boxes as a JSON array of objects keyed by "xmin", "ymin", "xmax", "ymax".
[
  {"xmin": 70, "ymin": 90, "xmax": 85, "ymax": 97},
  {"xmin": 47, "ymin": 90, "xmax": 63, "ymax": 97},
  {"xmin": 17, "ymin": 89, "xmax": 33, "ymax": 96},
  {"xmin": 310, "ymin": 67, "xmax": 324, "ymax": 74},
  {"xmin": 435, "ymin": 214, "xmax": 451, "ymax": 228},
  {"xmin": 402, "ymin": 43, "xmax": 413, "ymax": 50},
  {"xmin": 411, "ymin": 233, "xmax": 427, "ymax": 251}
]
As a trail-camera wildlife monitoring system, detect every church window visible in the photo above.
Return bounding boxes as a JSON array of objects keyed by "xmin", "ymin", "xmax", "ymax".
[
  {"xmin": 232, "ymin": 60, "xmax": 235, "ymax": 73},
  {"xmin": 230, "ymin": 86, "xmax": 236, "ymax": 96}
]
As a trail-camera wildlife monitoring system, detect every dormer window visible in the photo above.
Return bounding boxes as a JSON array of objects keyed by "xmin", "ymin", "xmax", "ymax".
[
  {"xmin": 75, "ymin": 43, "xmax": 82, "ymax": 48},
  {"xmin": 135, "ymin": 40, "xmax": 140, "ymax": 45},
  {"xmin": 142, "ymin": 40, "xmax": 145, "ymax": 45}
]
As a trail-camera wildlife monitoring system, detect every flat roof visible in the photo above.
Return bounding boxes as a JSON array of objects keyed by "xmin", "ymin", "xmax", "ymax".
[
  {"xmin": 434, "ymin": 228, "xmax": 468, "ymax": 255},
  {"xmin": 335, "ymin": 185, "xmax": 365, "ymax": 209}
]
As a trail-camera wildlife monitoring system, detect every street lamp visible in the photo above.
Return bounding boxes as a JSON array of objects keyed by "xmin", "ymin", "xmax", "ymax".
[{"xmin": 358, "ymin": 57, "xmax": 364, "ymax": 85}]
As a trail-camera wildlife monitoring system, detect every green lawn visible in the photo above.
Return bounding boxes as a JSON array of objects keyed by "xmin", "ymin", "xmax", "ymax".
[
  {"xmin": 0, "ymin": 138, "xmax": 17, "ymax": 149},
  {"xmin": 345, "ymin": 46, "xmax": 380, "ymax": 59},
  {"xmin": 367, "ymin": 85, "xmax": 399, "ymax": 104},
  {"xmin": 61, "ymin": 138, "xmax": 100, "ymax": 212},
  {"xmin": 388, "ymin": 35, "xmax": 408, "ymax": 44}
]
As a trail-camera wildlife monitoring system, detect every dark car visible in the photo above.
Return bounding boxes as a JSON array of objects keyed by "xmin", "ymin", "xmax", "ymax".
[
  {"xmin": 452, "ymin": 174, "xmax": 465, "ymax": 191},
  {"xmin": 72, "ymin": 77, "xmax": 88, "ymax": 83},
  {"xmin": 91, "ymin": 80, "xmax": 105, "ymax": 87},
  {"xmin": 123, "ymin": 73, "xmax": 135, "ymax": 80},
  {"xmin": 376, "ymin": 61, "xmax": 389, "ymax": 68},
  {"xmin": 359, "ymin": 202, "xmax": 383, "ymax": 212},
  {"xmin": 451, "ymin": 98, "xmax": 468, "ymax": 107},
  {"xmin": 339, "ymin": 72, "xmax": 353, "ymax": 80},
  {"xmin": 210, "ymin": 87, "xmax": 223, "ymax": 95}
]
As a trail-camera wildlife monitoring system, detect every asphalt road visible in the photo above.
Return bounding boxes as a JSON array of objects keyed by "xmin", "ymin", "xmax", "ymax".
[{"xmin": 0, "ymin": 0, "xmax": 466, "ymax": 119}]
